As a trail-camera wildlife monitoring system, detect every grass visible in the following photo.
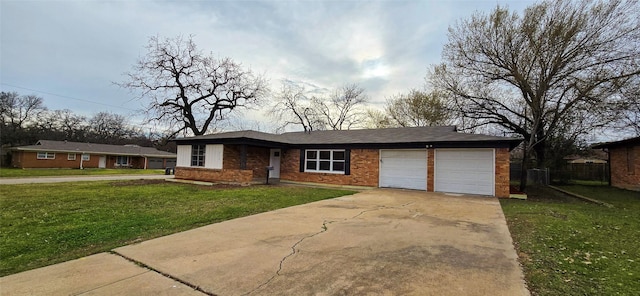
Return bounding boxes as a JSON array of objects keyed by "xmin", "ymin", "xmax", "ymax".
[
  {"xmin": 0, "ymin": 181, "xmax": 355, "ymax": 276},
  {"xmin": 0, "ymin": 168, "xmax": 164, "ymax": 178},
  {"xmin": 501, "ymin": 185, "xmax": 640, "ymax": 295}
]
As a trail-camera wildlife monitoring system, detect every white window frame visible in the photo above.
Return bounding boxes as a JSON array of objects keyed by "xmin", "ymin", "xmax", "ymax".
[
  {"xmin": 37, "ymin": 152, "xmax": 55, "ymax": 160},
  {"xmin": 191, "ymin": 145, "xmax": 206, "ymax": 167},
  {"xmin": 82, "ymin": 154, "xmax": 90, "ymax": 161},
  {"xmin": 116, "ymin": 156, "xmax": 129, "ymax": 166},
  {"xmin": 304, "ymin": 149, "xmax": 346, "ymax": 174},
  {"xmin": 68, "ymin": 153, "xmax": 77, "ymax": 160}
]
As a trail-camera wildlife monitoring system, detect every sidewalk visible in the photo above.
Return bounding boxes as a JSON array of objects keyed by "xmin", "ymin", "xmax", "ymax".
[{"xmin": 0, "ymin": 174, "xmax": 174, "ymax": 185}]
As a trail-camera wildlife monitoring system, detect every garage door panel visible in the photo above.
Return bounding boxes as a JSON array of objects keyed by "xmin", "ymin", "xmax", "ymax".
[
  {"xmin": 435, "ymin": 149, "xmax": 494, "ymax": 196},
  {"xmin": 379, "ymin": 150, "xmax": 427, "ymax": 191}
]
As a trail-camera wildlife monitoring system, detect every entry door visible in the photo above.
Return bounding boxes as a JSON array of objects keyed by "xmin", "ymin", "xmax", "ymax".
[
  {"xmin": 269, "ymin": 149, "xmax": 281, "ymax": 178},
  {"xmin": 99, "ymin": 156, "xmax": 106, "ymax": 168}
]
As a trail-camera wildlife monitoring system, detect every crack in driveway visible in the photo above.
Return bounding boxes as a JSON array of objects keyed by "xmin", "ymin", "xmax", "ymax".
[
  {"xmin": 110, "ymin": 251, "xmax": 216, "ymax": 296},
  {"xmin": 243, "ymin": 201, "xmax": 416, "ymax": 295}
]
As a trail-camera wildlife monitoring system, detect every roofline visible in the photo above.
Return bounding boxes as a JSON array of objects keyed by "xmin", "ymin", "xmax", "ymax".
[
  {"xmin": 172, "ymin": 139, "xmax": 522, "ymax": 150},
  {"xmin": 11, "ymin": 147, "xmax": 176, "ymax": 158},
  {"xmin": 592, "ymin": 136, "xmax": 640, "ymax": 149}
]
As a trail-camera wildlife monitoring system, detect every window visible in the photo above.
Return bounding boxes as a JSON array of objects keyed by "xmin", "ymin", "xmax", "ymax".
[
  {"xmin": 82, "ymin": 154, "xmax": 90, "ymax": 161},
  {"xmin": 191, "ymin": 145, "xmax": 206, "ymax": 167},
  {"xmin": 68, "ymin": 153, "xmax": 76, "ymax": 160},
  {"xmin": 116, "ymin": 156, "xmax": 129, "ymax": 166},
  {"xmin": 37, "ymin": 152, "xmax": 55, "ymax": 159},
  {"xmin": 628, "ymin": 147, "xmax": 635, "ymax": 175},
  {"xmin": 304, "ymin": 149, "xmax": 346, "ymax": 173}
]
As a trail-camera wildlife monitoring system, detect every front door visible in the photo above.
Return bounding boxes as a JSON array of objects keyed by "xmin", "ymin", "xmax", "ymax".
[
  {"xmin": 269, "ymin": 149, "xmax": 281, "ymax": 178},
  {"xmin": 99, "ymin": 156, "xmax": 106, "ymax": 168}
]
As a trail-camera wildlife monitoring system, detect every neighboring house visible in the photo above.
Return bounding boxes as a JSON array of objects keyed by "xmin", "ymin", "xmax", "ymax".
[
  {"xmin": 593, "ymin": 136, "xmax": 640, "ymax": 191},
  {"xmin": 10, "ymin": 140, "xmax": 177, "ymax": 169},
  {"xmin": 564, "ymin": 156, "xmax": 608, "ymax": 164},
  {"xmin": 173, "ymin": 126, "xmax": 522, "ymax": 198}
]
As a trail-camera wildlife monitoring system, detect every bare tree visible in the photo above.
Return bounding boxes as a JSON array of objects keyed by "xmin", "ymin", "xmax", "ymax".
[
  {"xmin": 118, "ymin": 35, "xmax": 267, "ymax": 136},
  {"xmin": 616, "ymin": 83, "xmax": 640, "ymax": 136},
  {"xmin": 88, "ymin": 112, "xmax": 138, "ymax": 143},
  {"xmin": 270, "ymin": 82, "xmax": 368, "ymax": 132},
  {"xmin": 429, "ymin": 0, "xmax": 640, "ymax": 187},
  {"xmin": 385, "ymin": 89, "xmax": 453, "ymax": 127},
  {"xmin": 269, "ymin": 83, "xmax": 323, "ymax": 132},
  {"xmin": 314, "ymin": 84, "xmax": 368, "ymax": 130},
  {"xmin": 0, "ymin": 92, "xmax": 47, "ymax": 130}
]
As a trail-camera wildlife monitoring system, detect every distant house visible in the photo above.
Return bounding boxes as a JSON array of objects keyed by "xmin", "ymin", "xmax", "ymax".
[
  {"xmin": 563, "ymin": 151, "xmax": 608, "ymax": 164},
  {"xmin": 172, "ymin": 126, "xmax": 522, "ymax": 198},
  {"xmin": 593, "ymin": 136, "xmax": 640, "ymax": 191},
  {"xmin": 10, "ymin": 140, "xmax": 176, "ymax": 169}
]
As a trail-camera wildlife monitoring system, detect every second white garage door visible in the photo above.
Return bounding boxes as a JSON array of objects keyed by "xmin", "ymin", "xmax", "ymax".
[
  {"xmin": 435, "ymin": 149, "xmax": 494, "ymax": 196},
  {"xmin": 379, "ymin": 150, "xmax": 427, "ymax": 190}
]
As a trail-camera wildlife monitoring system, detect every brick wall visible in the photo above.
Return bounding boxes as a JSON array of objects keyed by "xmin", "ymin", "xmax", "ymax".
[
  {"xmin": 11, "ymin": 151, "xmax": 148, "ymax": 169},
  {"xmin": 494, "ymin": 148, "xmax": 510, "ymax": 198},
  {"xmin": 12, "ymin": 151, "xmax": 100, "ymax": 168},
  {"xmin": 223, "ymin": 145, "xmax": 270, "ymax": 178},
  {"xmin": 175, "ymin": 166, "xmax": 254, "ymax": 184},
  {"xmin": 609, "ymin": 145, "xmax": 640, "ymax": 191},
  {"xmin": 280, "ymin": 148, "xmax": 379, "ymax": 187}
]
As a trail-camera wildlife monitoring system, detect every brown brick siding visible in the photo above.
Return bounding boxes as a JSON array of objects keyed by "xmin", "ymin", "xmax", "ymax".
[
  {"xmin": 494, "ymin": 148, "xmax": 510, "ymax": 198},
  {"xmin": 280, "ymin": 148, "xmax": 379, "ymax": 187},
  {"xmin": 223, "ymin": 145, "xmax": 270, "ymax": 178},
  {"xmin": 427, "ymin": 149, "xmax": 434, "ymax": 192},
  {"xmin": 175, "ymin": 166, "xmax": 253, "ymax": 183},
  {"xmin": 609, "ymin": 145, "xmax": 640, "ymax": 191},
  {"xmin": 11, "ymin": 151, "xmax": 149, "ymax": 169}
]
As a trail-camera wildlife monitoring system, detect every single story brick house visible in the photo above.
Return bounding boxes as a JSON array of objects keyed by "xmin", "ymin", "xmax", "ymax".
[
  {"xmin": 593, "ymin": 136, "xmax": 640, "ymax": 191},
  {"xmin": 173, "ymin": 126, "xmax": 522, "ymax": 198},
  {"xmin": 10, "ymin": 140, "xmax": 176, "ymax": 169}
]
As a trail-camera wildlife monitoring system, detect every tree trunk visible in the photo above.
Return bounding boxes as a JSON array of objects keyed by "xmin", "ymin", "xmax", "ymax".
[{"xmin": 519, "ymin": 140, "xmax": 529, "ymax": 192}]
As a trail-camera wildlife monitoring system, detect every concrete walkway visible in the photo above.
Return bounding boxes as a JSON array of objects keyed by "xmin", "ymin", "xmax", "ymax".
[
  {"xmin": 1, "ymin": 189, "xmax": 529, "ymax": 296},
  {"xmin": 0, "ymin": 174, "xmax": 174, "ymax": 184}
]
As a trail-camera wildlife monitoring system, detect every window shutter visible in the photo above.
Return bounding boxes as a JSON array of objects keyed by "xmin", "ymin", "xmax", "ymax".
[
  {"xmin": 299, "ymin": 149, "xmax": 305, "ymax": 172},
  {"xmin": 344, "ymin": 149, "xmax": 351, "ymax": 175}
]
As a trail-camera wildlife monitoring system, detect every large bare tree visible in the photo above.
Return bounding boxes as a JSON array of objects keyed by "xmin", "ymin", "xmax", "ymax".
[
  {"xmin": 270, "ymin": 82, "xmax": 368, "ymax": 132},
  {"xmin": 314, "ymin": 84, "xmax": 368, "ymax": 130},
  {"xmin": 119, "ymin": 35, "xmax": 267, "ymax": 136},
  {"xmin": 269, "ymin": 83, "xmax": 324, "ymax": 132},
  {"xmin": 430, "ymin": 0, "xmax": 640, "ymax": 185},
  {"xmin": 0, "ymin": 92, "xmax": 47, "ymax": 130}
]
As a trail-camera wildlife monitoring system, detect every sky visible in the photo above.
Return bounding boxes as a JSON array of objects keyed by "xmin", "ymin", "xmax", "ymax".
[{"xmin": 1, "ymin": 0, "xmax": 536, "ymax": 133}]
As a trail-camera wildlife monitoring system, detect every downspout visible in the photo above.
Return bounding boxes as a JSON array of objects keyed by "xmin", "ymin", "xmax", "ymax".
[
  {"xmin": 144, "ymin": 156, "xmax": 147, "ymax": 170},
  {"xmin": 80, "ymin": 152, "xmax": 84, "ymax": 170}
]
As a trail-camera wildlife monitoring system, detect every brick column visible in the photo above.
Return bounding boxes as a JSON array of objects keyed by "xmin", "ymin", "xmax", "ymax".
[{"xmin": 494, "ymin": 148, "xmax": 510, "ymax": 198}]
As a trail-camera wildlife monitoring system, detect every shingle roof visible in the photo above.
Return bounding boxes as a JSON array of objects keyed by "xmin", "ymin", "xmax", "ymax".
[
  {"xmin": 175, "ymin": 126, "xmax": 522, "ymax": 149},
  {"xmin": 13, "ymin": 140, "xmax": 176, "ymax": 158},
  {"xmin": 592, "ymin": 136, "xmax": 640, "ymax": 149}
]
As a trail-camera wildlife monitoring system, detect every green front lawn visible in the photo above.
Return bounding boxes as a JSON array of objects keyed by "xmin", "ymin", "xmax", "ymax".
[
  {"xmin": 0, "ymin": 181, "xmax": 355, "ymax": 276},
  {"xmin": 0, "ymin": 168, "xmax": 164, "ymax": 178},
  {"xmin": 501, "ymin": 185, "xmax": 640, "ymax": 295}
]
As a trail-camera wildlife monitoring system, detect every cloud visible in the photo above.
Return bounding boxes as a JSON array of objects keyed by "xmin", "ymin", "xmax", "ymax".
[{"xmin": 1, "ymin": 0, "xmax": 538, "ymax": 131}]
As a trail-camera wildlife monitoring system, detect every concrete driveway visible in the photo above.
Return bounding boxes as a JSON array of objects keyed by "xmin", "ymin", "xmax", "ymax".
[{"xmin": 1, "ymin": 189, "xmax": 529, "ymax": 295}]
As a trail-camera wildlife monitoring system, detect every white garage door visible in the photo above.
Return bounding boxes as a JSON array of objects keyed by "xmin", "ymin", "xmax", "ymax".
[
  {"xmin": 435, "ymin": 149, "xmax": 494, "ymax": 196},
  {"xmin": 379, "ymin": 150, "xmax": 427, "ymax": 190}
]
